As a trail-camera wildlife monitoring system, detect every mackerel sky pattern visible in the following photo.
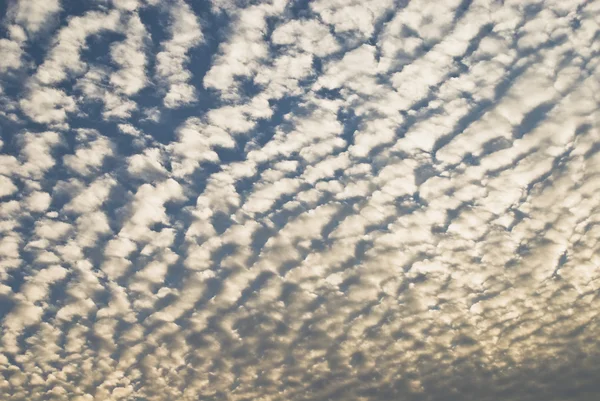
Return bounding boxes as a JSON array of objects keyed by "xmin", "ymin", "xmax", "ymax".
[{"xmin": 1, "ymin": 0, "xmax": 600, "ymax": 400}]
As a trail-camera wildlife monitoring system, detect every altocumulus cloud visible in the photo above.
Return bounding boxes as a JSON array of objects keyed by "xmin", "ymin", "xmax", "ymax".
[{"xmin": 0, "ymin": 0, "xmax": 600, "ymax": 400}]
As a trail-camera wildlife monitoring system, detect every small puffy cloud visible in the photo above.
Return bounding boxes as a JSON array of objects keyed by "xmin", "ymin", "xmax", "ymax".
[
  {"xmin": 34, "ymin": 10, "xmax": 121, "ymax": 85},
  {"xmin": 314, "ymin": 44, "xmax": 379, "ymax": 91},
  {"xmin": 127, "ymin": 147, "xmax": 168, "ymax": 182},
  {"xmin": 0, "ymin": 39, "xmax": 23, "ymax": 73},
  {"xmin": 112, "ymin": 0, "xmax": 139, "ymax": 11},
  {"xmin": 63, "ymin": 175, "xmax": 117, "ymax": 214},
  {"xmin": 24, "ymin": 191, "xmax": 52, "ymax": 212},
  {"xmin": 203, "ymin": 1, "xmax": 286, "ymax": 98},
  {"xmin": 141, "ymin": 107, "xmax": 161, "ymax": 123},
  {"xmin": 9, "ymin": 0, "xmax": 61, "ymax": 35},
  {"xmin": 167, "ymin": 117, "xmax": 236, "ymax": 177},
  {"xmin": 118, "ymin": 124, "xmax": 143, "ymax": 137},
  {"xmin": 156, "ymin": 0, "xmax": 203, "ymax": 108},
  {"xmin": 63, "ymin": 130, "xmax": 114, "ymax": 176},
  {"xmin": 118, "ymin": 178, "xmax": 186, "ymax": 242},
  {"xmin": 0, "ymin": 176, "xmax": 18, "ymax": 198},
  {"xmin": 311, "ymin": 0, "xmax": 395, "ymax": 40},
  {"xmin": 110, "ymin": 14, "xmax": 149, "ymax": 96},
  {"xmin": 19, "ymin": 85, "xmax": 76, "ymax": 125},
  {"xmin": 271, "ymin": 19, "xmax": 340, "ymax": 57},
  {"xmin": 75, "ymin": 67, "xmax": 139, "ymax": 120},
  {"xmin": 17, "ymin": 131, "xmax": 63, "ymax": 179},
  {"xmin": 75, "ymin": 210, "xmax": 112, "ymax": 248},
  {"xmin": 34, "ymin": 218, "xmax": 72, "ymax": 240}
]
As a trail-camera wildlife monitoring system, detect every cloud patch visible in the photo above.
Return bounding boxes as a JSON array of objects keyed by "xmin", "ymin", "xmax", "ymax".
[{"xmin": 155, "ymin": 0, "xmax": 203, "ymax": 108}]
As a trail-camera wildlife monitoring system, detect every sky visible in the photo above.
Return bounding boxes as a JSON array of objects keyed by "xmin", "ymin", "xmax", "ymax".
[{"xmin": 0, "ymin": 0, "xmax": 599, "ymax": 400}]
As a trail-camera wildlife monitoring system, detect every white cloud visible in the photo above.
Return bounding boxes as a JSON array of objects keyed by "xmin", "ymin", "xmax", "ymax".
[
  {"xmin": 203, "ymin": 1, "xmax": 287, "ymax": 99},
  {"xmin": 63, "ymin": 175, "xmax": 116, "ymax": 214},
  {"xmin": 315, "ymin": 44, "xmax": 379, "ymax": 91},
  {"xmin": 110, "ymin": 14, "xmax": 149, "ymax": 96},
  {"xmin": 118, "ymin": 123, "xmax": 143, "ymax": 137},
  {"xmin": 242, "ymin": 177, "xmax": 302, "ymax": 215},
  {"xmin": 75, "ymin": 67, "xmax": 140, "ymax": 120},
  {"xmin": 75, "ymin": 210, "xmax": 112, "ymax": 248},
  {"xmin": 271, "ymin": 19, "xmax": 341, "ymax": 58},
  {"xmin": 9, "ymin": 0, "xmax": 61, "ymax": 35},
  {"xmin": 112, "ymin": 0, "xmax": 140, "ymax": 11},
  {"xmin": 17, "ymin": 131, "xmax": 63, "ymax": 179},
  {"xmin": 156, "ymin": 0, "xmax": 203, "ymax": 108},
  {"xmin": 0, "ymin": 39, "xmax": 23, "ymax": 73},
  {"xmin": 63, "ymin": 130, "xmax": 114, "ymax": 176},
  {"xmin": 167, "ymin": 117, "xmax": 236, "ymax": 177},
  {"xmin": 24, "ymin": 191, "xmax": 52, "ymax": 212},
  {"xmin": 34, "ymin": 10, "xmax": 121, "ymax": 85},
  {"xmin": 127, "ymin": 147, "xmax": 168, "ymax": 181},
  {"xmin": 18, "ymin": 9, "xmax": 126, "ymax": 124},
  {"xmin": 311, "ymin": 0, "xmax": 395, "ymax": 40},
  {"xmin": 0, "ymin": 175, "xmax": 17, "ymax": 198},
  {"xmin": 0, "ymin": 0, "xmax": 60, "ymax": 75},
  {"xmin": 118, "ymin": 178, "xmax": 186, "ymax": 243},
  {"xmin": 19, "ymin": 85, "xmax": 76, "ymax": 126},
  {"xmin": 34, "ymin": 218, "xmax": 72, "ymax": 241}
]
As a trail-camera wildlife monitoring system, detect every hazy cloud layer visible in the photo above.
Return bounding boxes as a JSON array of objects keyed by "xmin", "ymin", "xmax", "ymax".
[{"xmin": 1, "ymin": 0, "xmax": 600, "ymax": 400}]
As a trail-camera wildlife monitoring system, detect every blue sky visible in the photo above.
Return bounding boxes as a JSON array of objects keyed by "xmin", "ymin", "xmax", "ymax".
[{"xmin": 1, "ymin": 0, "xmax": 600, "ymax": 400}]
